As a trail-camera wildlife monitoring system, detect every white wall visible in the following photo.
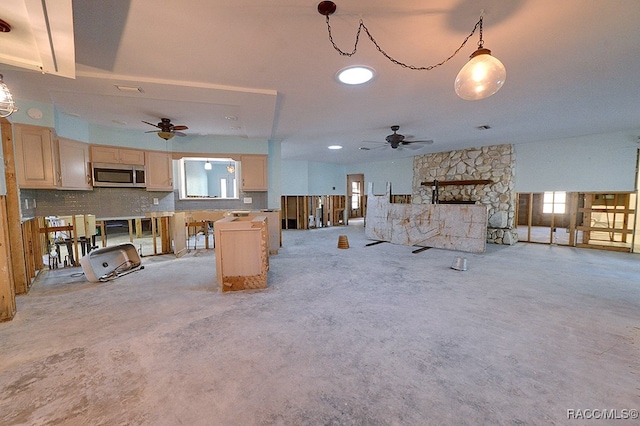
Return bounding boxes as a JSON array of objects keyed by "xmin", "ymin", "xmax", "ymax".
[
  {"xmin": 268, "ymin": 140, "xmax": 281, "ymax": 209},
  {"xmin": 56, "ymin": 111, "xmax": 90, "ymax": 142},
  {"xmin": 281, "ymin": 160, "xmax": 310, "ymax": 195},
  {"xmin": 281, "ymin": 161, "xmax": 347, "ymax": 195},
  {"xmin": 347, "ymin": 157, "xmax": 415, "ymax": 195},
  {"xmin": 308, "ymin": 162, "xmax": 346, "ymax": 195},
  {"xmin": 515, "ymin": 131, "xmax": 639, "ymax": 192},
  {"xmin": 6, "ymin": 100, "xmax": 55, "ymax": 128},
  {"xmin": 281, "ymin": 157, "xmax": 416, "ymax": 196}
]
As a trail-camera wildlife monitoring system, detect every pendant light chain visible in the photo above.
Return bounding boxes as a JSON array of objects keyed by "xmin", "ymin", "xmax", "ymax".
[{"xmin": 324, "ymin": 15, "xmax": 483, "ymax": 71}]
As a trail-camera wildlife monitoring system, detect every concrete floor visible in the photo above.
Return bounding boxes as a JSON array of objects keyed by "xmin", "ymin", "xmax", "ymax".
[{"xmin": 1, "ymin": 220, "xmax": 639, "ymax": 425}]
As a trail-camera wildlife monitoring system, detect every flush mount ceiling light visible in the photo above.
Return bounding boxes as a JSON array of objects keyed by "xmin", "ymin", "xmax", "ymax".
[
  {"xmin": 328, "ymin": 145, "xmax": 343, "ymax": 150},
  {"xmin": 115, "ymin": 84, "xmax": 144, "ymax": 93},
  {"xmin": 337, "ymin": 66, "xmax": 375, "ymax": 85},
  {"xmin": 317, "ymin": 1, "xmax": 506, "ymax": 100},
  {"xmin": 0, "ymin": 74, "xmax": 17, "ymax": 118}
]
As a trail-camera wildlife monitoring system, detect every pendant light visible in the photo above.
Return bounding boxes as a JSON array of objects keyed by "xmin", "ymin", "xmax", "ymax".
[
  {"xmin": 454, "ymin": 18, "xmax": 506, "ymax": 100},
  {"xmin": 0, "ymin": 74, "xmax": 17, "ymax": 118},
  {"xmin": 204, "ymin": 160, "xmax": 212, "ymax": 170},
  {"xmin": 318, "ymin": 2, "xmax": 506, "ymax": 100}
]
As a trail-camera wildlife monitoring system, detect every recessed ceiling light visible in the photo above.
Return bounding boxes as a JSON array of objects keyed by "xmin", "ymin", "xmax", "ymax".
[
  {"xmin": 225, "ymin": 115, "xmax": 238, "ymax": 121},
  {"xmin": 328, "ymin": 145, "xmax": 343, "ymax": 150},
  {"xmin": 336, "ymin": 66, "xmax": 375, "ymax": 85}
]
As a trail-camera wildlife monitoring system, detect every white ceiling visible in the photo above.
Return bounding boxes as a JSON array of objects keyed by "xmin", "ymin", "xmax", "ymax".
[{"xmin": 1, "ymin": 0, "xmax": 640, "ymax": 164}]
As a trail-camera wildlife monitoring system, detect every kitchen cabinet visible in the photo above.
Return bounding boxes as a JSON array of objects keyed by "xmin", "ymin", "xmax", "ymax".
[
  {"xmin": 57, "ymin": 138, "xmax": 92, "ymax": 190},
  {"xmin": 90, "ymin": 145, "xmax": 145, "ymax": 165},
  {"xmin": 214, "ymin": 215, "xmax": 269, "ymax": 292},
  {"xmin": 14, "ymin": 124, "xmax": 57, "ymax": 189},
  {"xmin": 145, "ymin": 151, "xmax": 173, "ymax": 191},
  {"xmin": 240, "ymin": 154, "xmax": 267, "ymax": 191}
]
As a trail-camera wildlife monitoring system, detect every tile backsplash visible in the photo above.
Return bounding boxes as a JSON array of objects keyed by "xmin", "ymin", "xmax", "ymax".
[{"xmin": 21, "ymin": 188, "xmax": 267, "ymax": 220}]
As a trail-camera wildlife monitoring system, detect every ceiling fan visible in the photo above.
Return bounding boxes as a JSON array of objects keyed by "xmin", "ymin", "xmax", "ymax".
[
  {"xmin": 360, "ymin": 125, "xmax": 434, "ymax": 151},
  {"xmin": 143, "ymin": 118, "xmax": 188, "ymax": 140}
]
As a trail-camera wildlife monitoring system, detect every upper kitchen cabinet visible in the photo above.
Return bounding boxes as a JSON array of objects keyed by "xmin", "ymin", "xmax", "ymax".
[
  {"xmin": 14, "ymin": 124, "xmax": 57, "ymax": 189},
  {"xmin": 145, "ymin": 151, "xmax": 173, "ymax": 191},
  {"xmin": 90, "ymin": 145, "xmax": 145, "ymax": 165},
  {"xmin": 240, "ymin": 155, "xmax": 268, "ymax": 191},
  {"xmin": 57, "ymin": 138, "xmax": 92, "ymax": 190}
]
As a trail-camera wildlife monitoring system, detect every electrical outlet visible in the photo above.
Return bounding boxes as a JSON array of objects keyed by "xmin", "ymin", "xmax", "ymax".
[{"xmin": 153, "ymin": 198, "xmax": 159, "ymax": 205}]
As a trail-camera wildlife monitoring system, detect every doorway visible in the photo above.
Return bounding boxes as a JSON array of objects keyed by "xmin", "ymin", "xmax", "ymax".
[{"xmin": 347, "ymin": 174, "xmax": 365, "ymax": 219}]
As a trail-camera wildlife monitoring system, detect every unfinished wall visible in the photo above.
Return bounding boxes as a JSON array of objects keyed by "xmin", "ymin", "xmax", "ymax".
[{"xmin": 412, "ymin": 144, "xmax": 517, "ymax": 245}]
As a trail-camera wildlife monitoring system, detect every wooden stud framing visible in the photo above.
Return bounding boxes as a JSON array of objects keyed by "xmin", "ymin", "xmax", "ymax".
[
  {"xmin": 575, "ymin": 192, "xmax": 635, "ymax": 252},
  {"xmin": 568, "ymin": 192, "xmax": 579, "ymax": 246},
  {"xmin": 0, "ymin": 196, "xmax": 16, "ymax": 321},
  {"xmin": 1, "ymin": 120, "xmax": 29, "ymax": 294}
]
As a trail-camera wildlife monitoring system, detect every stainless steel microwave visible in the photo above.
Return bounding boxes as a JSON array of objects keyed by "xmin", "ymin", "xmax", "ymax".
[{"xmin": 92, "ymin": 163, "xmax": 146, "ymax": 188}]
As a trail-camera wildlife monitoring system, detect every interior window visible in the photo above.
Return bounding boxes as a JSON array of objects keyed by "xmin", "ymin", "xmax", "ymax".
[{"xmin": 179, "ymin": 157, "xmax": 238, "ymax": 199}]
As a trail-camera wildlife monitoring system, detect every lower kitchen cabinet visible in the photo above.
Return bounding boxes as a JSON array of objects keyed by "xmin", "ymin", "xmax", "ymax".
[{"xmin": 214, "ymin": 215, "xmax": 269, "ymax": 292}]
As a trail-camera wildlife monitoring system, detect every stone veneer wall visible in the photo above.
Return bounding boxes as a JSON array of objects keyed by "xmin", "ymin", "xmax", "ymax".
[{"xmin": 412, "ymin": 144, "xmax": 518, "ymax": 245}]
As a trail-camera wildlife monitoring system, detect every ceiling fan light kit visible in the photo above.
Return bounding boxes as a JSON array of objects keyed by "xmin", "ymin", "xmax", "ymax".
[
  {"xmin": 143, "ymin": 118, "xmax": 189, "ymax": 140},
  {"xmin": 157, "ymin": 131, "xmax": 174, "ymax": 140},
  {"xmin": 362, "ymin": 125, "xmax": 434, "ymax": 151},
  {"xmin": 317, "ymin": 1, "xmax": 505, "ymax": 100}
]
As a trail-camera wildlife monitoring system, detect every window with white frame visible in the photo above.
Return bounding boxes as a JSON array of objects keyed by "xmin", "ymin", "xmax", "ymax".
[{"xmin": 543, "ymin": 191, "xmax": 566, "ymax": 214}]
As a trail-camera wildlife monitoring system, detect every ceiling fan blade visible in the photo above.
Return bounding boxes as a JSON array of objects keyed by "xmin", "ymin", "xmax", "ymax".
[
  {"xmin": 145, "ymin": 130, "xmax": 160, "ymax": 133},
  {"xmin": 172, "ymin": 125, "xmax": 188, "ymax": 131},
  {"xmin": 402, "ymin": 143, "xmax": 426, "ymax": 150},
  {"xmin": 403, "ymin": 139, "xmax": 434, "ymax": 145},
  {"xmin": 174, "ymin": 131, "xmax": 187, "ymax": 137},
  {"xmin": 359, "ymin": 145, "xmax": 386, "ymax": 151},
  {"xmin": 142, "ymin": 120, "xmax": 160, "ymax": 128}
]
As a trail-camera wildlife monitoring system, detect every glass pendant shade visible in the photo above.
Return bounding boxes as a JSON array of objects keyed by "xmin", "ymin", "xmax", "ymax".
[
  {"xmin": 204, "ymin": 161, "xmax": 212, "ymax": 170},
  {"xmin": 0, "ymin": 74, "xmax": 17, "ymax": 118},
  {"xmin": 454, "ymin": 48, "xmax": 506, "ymax": 100}
]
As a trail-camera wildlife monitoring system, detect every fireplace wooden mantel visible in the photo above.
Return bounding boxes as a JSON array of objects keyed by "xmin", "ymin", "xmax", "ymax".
[{"xmin": 421, "ymin": 179, "xmax": 492, "ymax": 187}]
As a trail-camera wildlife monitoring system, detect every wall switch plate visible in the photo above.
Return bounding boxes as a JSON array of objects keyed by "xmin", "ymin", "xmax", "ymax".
[
  {"xmin": 243, "ymin": 197, "xmax": 252, "ymax": 204},
  {"xmin": 153, "ymin": 198, "xmax": 159, "ymax": 205}
]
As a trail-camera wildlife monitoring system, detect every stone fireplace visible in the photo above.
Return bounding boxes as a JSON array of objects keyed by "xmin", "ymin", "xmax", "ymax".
[{"xmin": 412, "ymin": 144, "xmax": 518, "ymax": 245}]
